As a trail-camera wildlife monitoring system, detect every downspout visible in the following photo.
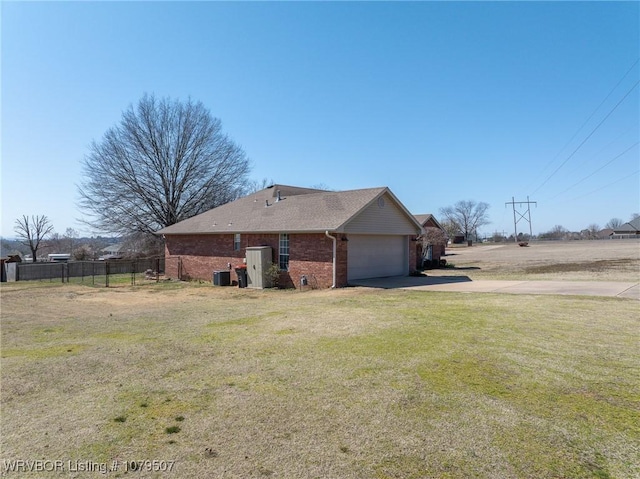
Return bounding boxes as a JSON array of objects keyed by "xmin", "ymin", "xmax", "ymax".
[{"xmin": 325, "ymin": 231, "xmax": 337, "ymax": 288}]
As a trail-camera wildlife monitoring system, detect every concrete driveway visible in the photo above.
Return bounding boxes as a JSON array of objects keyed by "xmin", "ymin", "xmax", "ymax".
[{"xmin": 350, "ymin": 275, "xmax": 640, "ymax": 300}]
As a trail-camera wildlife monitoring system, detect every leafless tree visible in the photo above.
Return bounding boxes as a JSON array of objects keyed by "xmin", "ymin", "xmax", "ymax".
[
  {"xmin": 586, "ymin": 223, "xmax": 600, "ymax": 239},
  {"xmin": 78, "ymin": 94, "xmax": 250, "ymax": 236},
  {"xmin": 540, "ymin": 225, "xmax": 568, "ymax": 240},
  {"xmin": 421, "ymin": 226, "xmax": 446, "ymax": 247},
  {"xmin": 14, "ymin": 215, "xmax": 54, "ymax": 262},
  {"xmin": 61, "ymin": 228, "xmax": 78, "ymax": 255},
  {"xmin": 245, "ymin": 178, "xmax": 275, "ymax": 195},
  {"xmin": 41, "ymin": 227, "xmax": 78, "ymax": 256},
  {"xmin": 605, "ymin": 218, "xmax": 624, "ymax": 229},
  {"xmin": 439, "ymin": 200, "xmax": 490, "ymax": 242},
  {"xmin": 440, "ymin": 219, "xmax": 459, "ymax": 242},
  {"xmin": 492, "ymin": 231, "xmax": 507, "ymax": 242},
  {"xmin": 309, "ymin": 183, "xmax": 333, "ymax": 191},
  {"xmin": 121, "ymin": 232, "xmax": 165, "ymax": 258},
  {"xmin": 418, "ymin": 227, "xmax": 446, "ymax": 264}
]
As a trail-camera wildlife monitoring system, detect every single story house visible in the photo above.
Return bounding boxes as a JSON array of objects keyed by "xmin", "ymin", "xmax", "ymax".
[
  {"xmin": 414, "ymin": 214, "xmax": 447, "ymax": 266},
  {"xmin": 157, "ymin": 185, "xmax": 423, "ymax": 288},
  {"xmin": 596, "ymin": 228, "xmax": 614, "ymax": 240},
  {"xmin": 99, "ymin": 243, "xmax": 127, "ymax": 260},
  {"xmin": 612, "ymin": 217, "xmax": 640, "ymax": 239}
]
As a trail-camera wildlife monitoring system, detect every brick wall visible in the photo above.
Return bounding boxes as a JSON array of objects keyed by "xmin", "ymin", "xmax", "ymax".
[
  {"xmin": 285, "ymin": 233, "xmax": 334, "ymax": 289},
  {"xmin": 164, "ymin": 232, "xmax": 412, "ymax": 288},
  {"xmin": 409, "ymin": 235, "xmax": 418, "ymax": 273},
  {"xmin": 164, "ymin": 234, "xmax": 246, "ymax": 282},
  {"xmin": 164, "ymin": 233, "xmax": 341, "ymax": 288}
]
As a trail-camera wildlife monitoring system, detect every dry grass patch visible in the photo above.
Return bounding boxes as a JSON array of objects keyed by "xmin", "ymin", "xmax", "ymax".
[
  {"xmin": 437, "ymin": 240, "xmax": 640, "ymax": 282},
  {"xmin": 1, "ymin": 281, "xmax": 639, "ymax": 478}
]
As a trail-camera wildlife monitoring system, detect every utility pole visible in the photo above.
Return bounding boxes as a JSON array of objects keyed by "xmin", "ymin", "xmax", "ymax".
[{"xmin": 505, "ymin": 196, "xmax": 537, "ymax": 242}]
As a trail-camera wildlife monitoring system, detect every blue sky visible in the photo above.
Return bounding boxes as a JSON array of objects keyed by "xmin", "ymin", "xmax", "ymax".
[{"xmin": 2, "ymin": 1, "xmax": 638, "ymax": 238}]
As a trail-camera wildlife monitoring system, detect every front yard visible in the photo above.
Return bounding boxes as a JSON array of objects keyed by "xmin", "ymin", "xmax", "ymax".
[{"xmin": 1, "ymin": 281, "xmax": 638, "ymax": 478}]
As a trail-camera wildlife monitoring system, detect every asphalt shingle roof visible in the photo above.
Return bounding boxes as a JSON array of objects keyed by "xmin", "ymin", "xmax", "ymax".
[
  {"xmin": 616, "ymin": 217, "xmax": 640, "ymax": 232},
  {"xmin": 157, "ymin": 184, "xmax": 413, "ymax": 235}
]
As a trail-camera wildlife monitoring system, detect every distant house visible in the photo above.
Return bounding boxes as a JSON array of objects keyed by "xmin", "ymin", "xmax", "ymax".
[
  {"xmin": 612, "ymin": 218, "xmax": 640, "ymax": 239},
  {"xmin": 157, "ymin": 185, "xmax": 423, "ymax": 288},
  {"xmin": 48, "ymin": 254, "xmax": 71, "ymax": 263},
  {"xmin": 597, "ymin": 228, "xmax": 614, "ymax": 240},
  {"xmin": 414, "ymin": 214, "xmax": 447, "ymax": 267},
  {"xmin": 99, "ymin": 243, "xmax": 125, "ymax": 260}
]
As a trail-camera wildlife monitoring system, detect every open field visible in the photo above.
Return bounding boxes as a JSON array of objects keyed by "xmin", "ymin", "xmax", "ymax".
[
  {"xmin": 434, "ymin": 239, "xmax": 640, "ymax": 282},
  {"xmin": 1, "ymin": 278, "xmax": 639, "ymax": 478}
]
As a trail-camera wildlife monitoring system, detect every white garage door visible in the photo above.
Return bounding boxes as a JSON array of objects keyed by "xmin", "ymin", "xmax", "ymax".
[{"xmin": 347, "ymin": 235, "xmax": 408, "ymax": 281}]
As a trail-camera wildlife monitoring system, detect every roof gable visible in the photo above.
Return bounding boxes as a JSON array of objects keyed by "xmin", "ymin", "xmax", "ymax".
[
  {"xmin": 414, "ymin": 214, "xmax": 443, "ymax": 230},
  {"xmin": 344, "ymin": 192, "xmax": 421, "ymax": 235}
]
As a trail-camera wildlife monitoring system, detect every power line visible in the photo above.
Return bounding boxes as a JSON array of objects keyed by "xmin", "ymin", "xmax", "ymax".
[
  {"xmin": 563, "ymin": 125, "xmax": 636, "ymax": 179},
  {"xmin": 527, "ymin": 58, "xmax": 639, "ymax": 192},
  {"xmin": 567, "ymin": 169, "xmax": 640, "ymax": 202},
  {"xmin": 530, "ymin": 78, "xmax": 640, "ymax": 196},
  {"xmin": 549, "ymin": 141, "xmax": 639, "ymax": 200}
]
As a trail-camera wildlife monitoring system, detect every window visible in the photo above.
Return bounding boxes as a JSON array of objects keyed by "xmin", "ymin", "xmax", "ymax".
[
  {"xmin": 279, "ymin": 233, "xmax": 289, "ymax": 271},
  {"xmin": 234, "ymin": 233, "xmax": 241, "ymax": 251}
]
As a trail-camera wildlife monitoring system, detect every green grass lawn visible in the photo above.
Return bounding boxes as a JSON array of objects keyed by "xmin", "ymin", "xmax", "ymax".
[{"xmin": 1, "ymin": 282, "xmax": 638, "ymax": 478}]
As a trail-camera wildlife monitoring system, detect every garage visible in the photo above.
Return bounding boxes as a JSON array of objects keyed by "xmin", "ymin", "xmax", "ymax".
[{"xmin": 347, "ymin": 234, "xmax": 408, "ymax": 281}]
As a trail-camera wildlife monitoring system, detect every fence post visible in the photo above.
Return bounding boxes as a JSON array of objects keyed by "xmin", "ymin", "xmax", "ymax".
[
  {"xmin": 156, "ymin": 258, "xmax": 160, "ymax": 282},
  {"xmin": 105, "ymin": 261, "xmax": 110, "ymax": 288}
]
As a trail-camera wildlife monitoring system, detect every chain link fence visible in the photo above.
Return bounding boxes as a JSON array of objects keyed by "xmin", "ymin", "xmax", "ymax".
[{"xmin": 12, "ymin": 257, "xmax": 165, "ymax": 287}]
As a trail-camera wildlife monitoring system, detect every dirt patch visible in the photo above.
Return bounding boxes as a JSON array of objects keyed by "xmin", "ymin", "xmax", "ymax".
[
  {"xmin": 524, "ymin": 259, "xmax": 633, "ymax": 274},
  {"xmin": 434, "ymin": 240, "xmax": 640, "ymax": 281}
]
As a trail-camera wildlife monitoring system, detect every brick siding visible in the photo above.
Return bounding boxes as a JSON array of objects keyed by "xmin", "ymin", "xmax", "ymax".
[
  {"xmin": 165, "ymin": 232, "xmax": 412, "ymax": 288},
  {"xmin": 164, "ymin": 233, "xmax": 345, "ymax": 288}
]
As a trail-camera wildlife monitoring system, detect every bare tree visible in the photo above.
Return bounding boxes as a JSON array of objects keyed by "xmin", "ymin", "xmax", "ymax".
[
  {"xmin": 492, "ymin": 231, "xmax": 507, "ymax": 242},
  {"xmin": 439, "ymin": 200, "xmax": 490, "ymax": 243},
  {"xmin": 440, "ymin": 219, "xmax": 459, "ymax": 243},
  {"xmin": 120, "ymin": 232, "xmax": 165, "ymax": 258},
  {"xmin": 309, "ymin": 183, "xmax": 333, "ymax": 191},
  {"xmin": 630, "ymin": 213, "xmax": 639, "ymax": 221},
  {"xmin": 586, "ymin": 223, "xmax": 600, "ymax": 239},
  {"xmin": 63, "ymin": 228, "xmax": 78, "ymax": 255},
  {"xmin": 605, "ymin": 218, "xmax": 624, "ymax": 229},
  {"xmin": 418, "ymin": 227, "xmax": 446, "ymax": 265},
  {"xmin": 42, "ymin": 228, "xmax": 79, "ymax": 256},
  {"xmin": 245, "ymin": 178, "xmax": 275, "ymax": 195},
  {"xmin": 540, "ymin": 225, "xmax": 568, "ymax": 240},
  {"xmin": 14, "ymin": 215, "xmax": 54, "ymax": 262},
  {"xmin": 78, "ymin": 94, "xmax": 250, "ymax": 236}
]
